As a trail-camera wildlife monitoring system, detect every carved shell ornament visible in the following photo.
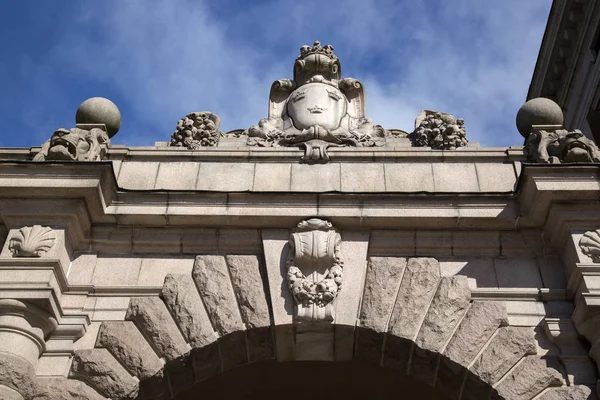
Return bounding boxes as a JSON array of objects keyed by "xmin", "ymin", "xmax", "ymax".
[
  {"xmin": 8, "ymin": 225, "xmax": 56, "ymax": 257},
  {"xmin": 287, "ymin": 218, "xmax": 343, "ymax": 322},
  {"xmin": 579, "ymin": 230, "xmax": 600, "ymax": 263}
]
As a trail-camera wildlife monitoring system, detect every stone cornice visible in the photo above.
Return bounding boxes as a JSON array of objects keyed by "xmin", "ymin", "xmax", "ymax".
[
  {"xmin": 0, "ymin": 162, "xmax": 599, "ymax": 232},
  {"xmin": 528, "ymin": 0, "xmax": 593, "ymax": 104}
]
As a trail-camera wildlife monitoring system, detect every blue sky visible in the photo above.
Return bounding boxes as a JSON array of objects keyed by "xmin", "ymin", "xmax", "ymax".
[{"xmin": 0, "ymin": 0, "xmax": 551, "ymax": 148}]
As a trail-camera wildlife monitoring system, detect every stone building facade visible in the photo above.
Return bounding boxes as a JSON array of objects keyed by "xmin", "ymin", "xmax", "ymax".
[
  {"xmin": 1, "ymin": 41, "xmax": 600, "ymax": 399},
  {"xmin": 529, "ymin": 0, "xmax": 600, "ymax": 143}
]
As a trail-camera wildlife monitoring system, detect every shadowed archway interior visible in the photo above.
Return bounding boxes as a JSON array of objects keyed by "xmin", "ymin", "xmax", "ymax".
[{"xmin": 172, "ymin": 360, "xmax": 449, "ymax": 400}]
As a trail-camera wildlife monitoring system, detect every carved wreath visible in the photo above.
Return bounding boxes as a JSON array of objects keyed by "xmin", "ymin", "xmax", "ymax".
[{"xmin": 286, "ymin": 219, "xmax": 343, "ymax": 308}]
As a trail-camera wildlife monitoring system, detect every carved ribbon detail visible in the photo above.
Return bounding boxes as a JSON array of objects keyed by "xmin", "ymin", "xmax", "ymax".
[{"xmin": 287, "ymin": 219, "xmax": 343, "ymax": 322}]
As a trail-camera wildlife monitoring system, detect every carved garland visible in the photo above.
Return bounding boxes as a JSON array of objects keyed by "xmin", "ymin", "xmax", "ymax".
[{"xmin": 287, "ymin": 219, "xmax": 343, "ymax": 321}]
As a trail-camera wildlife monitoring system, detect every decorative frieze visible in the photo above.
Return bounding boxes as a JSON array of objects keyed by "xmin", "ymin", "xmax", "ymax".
[
  {"xmin": 287, "ymin": 219, "xmax": 343, "ymax": 321},
  {"xmin": 8, "ymin": 225, "xmax": 56, "ymax": 257}
]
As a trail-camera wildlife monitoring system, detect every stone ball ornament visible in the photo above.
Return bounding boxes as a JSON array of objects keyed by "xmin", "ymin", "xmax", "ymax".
[
  {"xmin": 516, "ymin": 97, "xmax": 564, "ymax": 138},
  {"xmin": 75, "ymin": 97, "xmax": 122, "ymax": 137}
]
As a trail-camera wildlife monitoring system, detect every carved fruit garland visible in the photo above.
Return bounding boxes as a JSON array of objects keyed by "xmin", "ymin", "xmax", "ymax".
[
  {"xmin": 287, "ymin": 219, "xmax": 343, "ymax": 321},
  {"xmin": 579, "ymin": 229, "xmax": 600, "ymax": 263},
  {"xmin": 9, "ymin": 225, "xmax": 56, "ymax": 257}
]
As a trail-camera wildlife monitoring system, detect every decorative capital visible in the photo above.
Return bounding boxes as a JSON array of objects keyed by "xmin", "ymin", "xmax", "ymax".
[
  {"xmin": 287, "ymin": 218, "xmax": 343, "ymax": 322},
  {"xmin": 579, "ymin": 230, "xmax": 600, "ymax": 263}
]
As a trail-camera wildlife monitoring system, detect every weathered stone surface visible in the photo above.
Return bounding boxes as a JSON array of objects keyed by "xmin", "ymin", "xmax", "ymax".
[
  {"xmin": 0, "ymin": 352, "xmax": 37, "ymax": 399},
  {"xmin": 416, "ymin": 276, "xmax": 471, "ymax": 353},
  {"xmin": 382, "ymin": 334, "xmax": 413, "ymax": 371},
  {"xmin": 435, "ymin": 358, "xmax": 465, "ymax": 400},
  {"xmin": 164, "ymin": 353, "xmax": 195, "ymax": 399},
  {"xmin": 359, "ymin": 257, "xmax": 406, "ymax": 332},
  {"xmin": 219, "ymin": 330, "xmax": 248, "ymax": 371},
  {"xmin": 192, "ymin": 255, "xmax": 245, "ymax": 335},
  {"xmin": 247, "ymin": 326, "xmax": 275, "ymax": 362},
  {"xmin": 33, "ymin": 378, "xmax": 106, "ymax": 400},
  {"xmin": 96, "ymin": 321, "xmax": 163, "ymax": 379},
  {"xmin": 71, "ymin": 348, "xmax": 138, "ymax": 399},
  {"xmin": 161, "ymin": 273, "xmax": 216, "ymax": 347},
  {"xmin": 126, "ymin": 297, "xmax": 188, "ymax": 361},
  {"xmin": 191, "ymin": 343, "xmax": 221, "ymax": 382},
  {"xmin": 388, "ymin": 257, "xmax": 440, "ymax": 339},
  {"xmin": 0, "ymin": 385, "xmax": 24, "ymax": 400},
  {"xmin": 225, "ymin": 255, "xmax": 271, "ymax": 328},
  {"xmin": 537, "ymin": 385, "xmax": 593, "ymax": 400},
  {"xmin": 355, "ymin": 328, "xmax": 386, "ymax": 365},
  {"xmin": 495, "ymin": 356, "xmax": 564, "ymax": 400},
  {"xmin": 409, "ymin": 347, "xmax": 438, "ymax": 386},
  {"xmin": 444, "ymin": 301, "xmax": 508, "ymax": 366},
  {"xmin": 470, "ymin": 326, "xmax": 537, "ymax": 385}
]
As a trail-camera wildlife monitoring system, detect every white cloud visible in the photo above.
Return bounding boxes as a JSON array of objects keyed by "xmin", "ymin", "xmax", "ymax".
[{"xmin": 10, "ymin": 0, "xmax": 551, "ymax": 147}]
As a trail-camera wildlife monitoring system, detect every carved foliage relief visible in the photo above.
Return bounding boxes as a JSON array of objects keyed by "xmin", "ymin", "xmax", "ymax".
[
  {"xmin": 169, "ymin": 112, "xmax": 221, "ymax": 149},
  {"xmin": 409, "ymin": 110, "xmax": 468, "ymax": 150},
  {"xmin": 287, "ymin": 219, "xmax": 343, "ymax": 321},
  {"xmin": 8, "ymin": 225, "xmax": 56, "ymax": 257}
]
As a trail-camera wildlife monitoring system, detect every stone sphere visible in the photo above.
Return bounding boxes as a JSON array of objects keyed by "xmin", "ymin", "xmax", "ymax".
[
  {"xmin": 516, "ymin": 97, "xmax": 563, "ymax": 138},
  {"xmin": 75, "ymin": 97, "xmax": 121, "ymax": 137}
]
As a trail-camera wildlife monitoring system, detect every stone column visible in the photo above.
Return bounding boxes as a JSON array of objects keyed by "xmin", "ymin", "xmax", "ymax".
[{"xmin": 0, "ymin": 299, "xmax": 57, "ymax": 399}]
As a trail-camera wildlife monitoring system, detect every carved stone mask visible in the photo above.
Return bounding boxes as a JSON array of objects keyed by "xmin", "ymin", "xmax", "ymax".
[
  {"xmin": 286, "ymin": 83, "xmax": 347, "ymax": 131},
  {"xmin": 45, "ymin": 127, "xmax": 109, "ymax": 161},
  {"xmin": 559, "ymin": 131, "xmax": 597, "ymax": 163}
]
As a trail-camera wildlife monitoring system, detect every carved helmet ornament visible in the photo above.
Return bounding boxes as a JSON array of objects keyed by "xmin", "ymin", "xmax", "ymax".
[
  {"xmin": 287, "ymin": 219, "xmax": 343, "ymax": 322},
  {"xmin": 246, "ymin": 41, "xmax": 385, "ymax": 161}
]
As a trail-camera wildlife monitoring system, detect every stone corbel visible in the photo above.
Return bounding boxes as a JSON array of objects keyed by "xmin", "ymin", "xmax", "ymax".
[
  {"xmin": 287, "ymin": 218, "xmax": 343, "ymax": 322},
  {"xmin": 543, "ymin": 317, "xmax": 598, "ymax": 385}
]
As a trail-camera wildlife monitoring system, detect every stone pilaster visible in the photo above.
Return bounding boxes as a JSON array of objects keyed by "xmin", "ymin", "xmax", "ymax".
[{"xmin": 0, "ymin": 299, "xmax": 57, "ymax": 399}]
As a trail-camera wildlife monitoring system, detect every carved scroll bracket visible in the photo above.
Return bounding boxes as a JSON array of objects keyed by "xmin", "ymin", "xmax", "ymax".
[{"xmin": 287, "ymin": 219, "xmax": 343, "ymax": 322}]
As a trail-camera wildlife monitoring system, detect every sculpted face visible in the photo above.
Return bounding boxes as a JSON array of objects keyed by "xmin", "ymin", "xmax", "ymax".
[
  {"xmin": 46, "ymin": 128, "xmax": 109, "ymax": 161},
  {"xmin": 287, "ymin": 83, "xmax": 347, "ymax": 130}
]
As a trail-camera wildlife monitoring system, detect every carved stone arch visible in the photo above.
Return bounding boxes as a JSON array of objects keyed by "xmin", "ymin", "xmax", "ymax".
[{"xmin": 42, "ymin": 256, "xmax": 590, "ymax": 400}]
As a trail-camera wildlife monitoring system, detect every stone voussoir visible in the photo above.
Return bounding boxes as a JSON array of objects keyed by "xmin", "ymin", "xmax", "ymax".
[
  {"xmin": 0, "ymin": 352, "xmax": 37, "ymax": 400},
  {"xmin": 388, "ymin": 257, "xmax": 441, "ymax": 340},
  {"xmin": 359, "ymin": 257, "xmax": 407, "ymax": 332},
  {"xmin": 70, "ymin": 348, "xmax": 139, "ymax": 400},
  {"xmin": 126, "ymin": 297, "xmax": 189, "ymax": 361},
  {"xmin": 537, "ymin": 385, "xmax": 593, "ymax": 400},
  {"xmin": 33, "ymin": 377, "xmax": 107, "ymax": 400},
  {"xmin": 225, "ymin": 255, "xmax": 271, "ymax": 329},
  {"xmin": 192, "ymin": 255, "xmax": 245, "ymax": 335},
  {"xmin": 444, "ymin": 300, "xmax": 508, "ymax": 367},
  {"xmin": 96, "ymin": 320, "xmax": 164, "ymax": 380},
  {"xmin": 161, "ymin": 273, "xmax": 217, "ymax": 348},
  {"xmin": 470, "ymin": 326, "xmax": 537, "ymax": 385},
  {"xmin": 415, "ymin": 275, "xmax": 471, "ymax": 353},
  {"xmin": 495, "ymin": 355, "xmax": 564, "ymax": 400}
]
